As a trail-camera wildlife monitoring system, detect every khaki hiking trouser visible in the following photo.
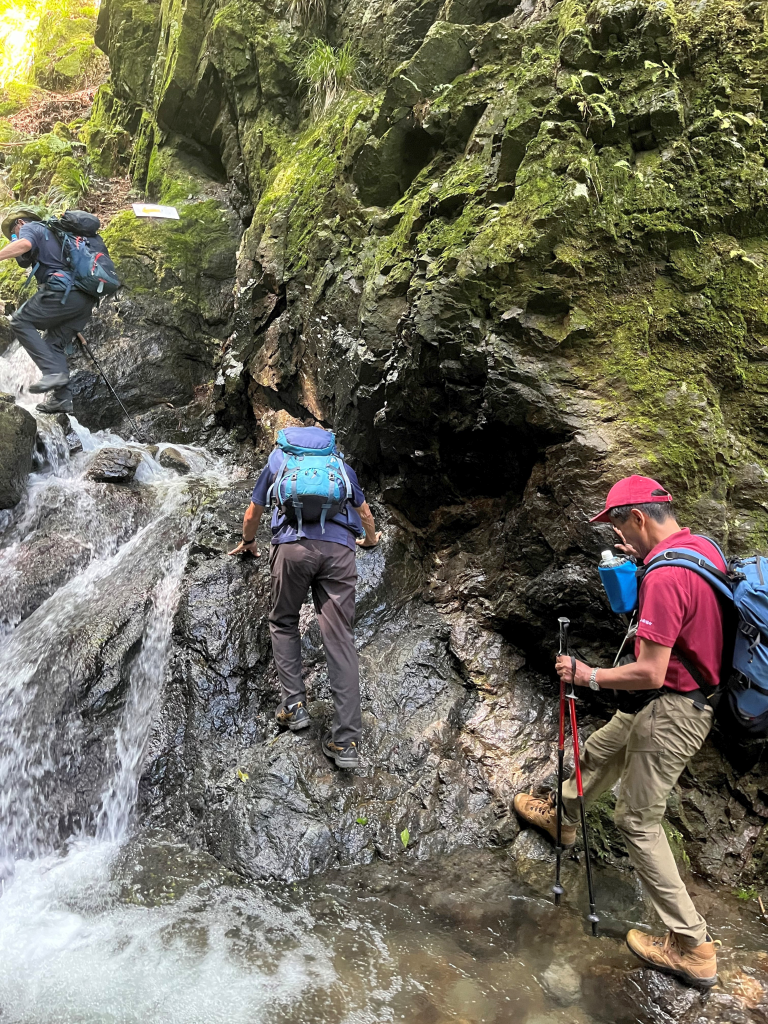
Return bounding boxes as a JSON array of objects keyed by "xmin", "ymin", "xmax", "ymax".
[{"xmin": 561, "ymin": 691, "xmax": 713, "ymax": 947}]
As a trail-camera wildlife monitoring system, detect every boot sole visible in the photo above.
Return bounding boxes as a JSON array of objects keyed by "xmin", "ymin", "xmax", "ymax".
[
  {"xmin": 626, "ymin": 939, "xmax": 718, "ymax": 990},
  {"xmin": 287, "ymin": 718, "xmax": 311, "ymax": 732},
  {"xmin": 321, "ymin": 742, "xmax": 358, "ymax": 769}
]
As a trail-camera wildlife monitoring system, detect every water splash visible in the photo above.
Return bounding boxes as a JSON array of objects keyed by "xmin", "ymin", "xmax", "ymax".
[
  {"xmin": 97, "ymin": 549, "xmax": 187, "ymax": 843},
  {"xmin": 0, "ymin": 516, "xmax": 186, "ymax": 876}
]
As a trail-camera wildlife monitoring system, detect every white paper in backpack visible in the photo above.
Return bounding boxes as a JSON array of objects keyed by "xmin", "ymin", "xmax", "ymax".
[{"xmin": 132, "ymin": 203, "xmax": 180, "ymax": 220}]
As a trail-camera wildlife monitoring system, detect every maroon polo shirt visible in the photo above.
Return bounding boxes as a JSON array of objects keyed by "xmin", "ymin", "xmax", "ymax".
[{"xmin": 635, "ymin": 529, "xmax": 726, "ymax": 693}]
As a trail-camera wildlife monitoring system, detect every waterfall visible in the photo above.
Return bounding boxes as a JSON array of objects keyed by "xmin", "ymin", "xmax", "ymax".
[{"xmin": 97, "ymin": 549, "xmax": 187, "ymax": 844}]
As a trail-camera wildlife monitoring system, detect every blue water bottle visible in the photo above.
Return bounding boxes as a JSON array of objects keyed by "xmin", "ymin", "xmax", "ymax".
[{"xmin": 598, "ymin": 550, "xmax": 638, "ymax": 614}]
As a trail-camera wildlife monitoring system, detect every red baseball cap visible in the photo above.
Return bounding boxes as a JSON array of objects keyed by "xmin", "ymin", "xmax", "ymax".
[{"xmin": 589, "ymin": 475, "xmax": 673, "ymax": 523}]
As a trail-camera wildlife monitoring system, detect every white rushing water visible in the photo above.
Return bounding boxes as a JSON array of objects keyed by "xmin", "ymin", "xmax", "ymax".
[{"xmin": 0, "ymin": 346, "xmax": 342, "ymax": 1022}]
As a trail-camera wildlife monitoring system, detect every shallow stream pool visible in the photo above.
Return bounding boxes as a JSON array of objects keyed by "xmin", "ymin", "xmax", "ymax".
[{"xmin": 1, "ymin": 833, "xmax": 766, "ymax": 1024}]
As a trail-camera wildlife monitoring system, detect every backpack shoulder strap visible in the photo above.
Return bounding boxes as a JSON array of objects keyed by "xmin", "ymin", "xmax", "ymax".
[
  {"xmin": 669, "ymin": 646, "xmax": 719, "ymax": 701},
  {"xmin": 691, "ymin": 533, "xmax": 727, "ymax": 565},
  {"xmin": 265, "ymin": 451, "xmax": 289, "ymax": 507},
  {"xmin": 641, "ymin": 546, "xmax": 736, "ymax": 701},
  {"xmin": 639, "ymin": 547, "xmax": 734, "ymax": 602}
]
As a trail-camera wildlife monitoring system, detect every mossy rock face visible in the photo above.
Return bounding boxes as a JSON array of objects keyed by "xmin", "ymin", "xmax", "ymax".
[
  {"xmin": 7, "ymin": 132, "xmax": 90, "ymax": 202},
  {"xmin": 33, "ymin": 0, "xmax": 105, "ymax": 92},
  {"xmin": 66, "ymin": 196, "xmax": 241, "ymax": 431},
  {"xmin": 80, "ymin": 83, "xmax": 139, "ymax": 176},
  {"xmin": 95, "ymin": 0, "xmax": 161, "ymax": 106},
  {"xmin": 102, "ymin": 199, "xmax": 238, "ymax": 309}
]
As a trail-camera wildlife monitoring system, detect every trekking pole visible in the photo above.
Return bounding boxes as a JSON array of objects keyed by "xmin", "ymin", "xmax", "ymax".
[
  {"xmin": 76, "ymin": 332, "xmax": 148, "ymax": 443},
  {"xmin": 564, "ymin": 644, "xmax": 600, "ymax": 937},
  {"xmin": 552, "ymin": 617, "xmax": 569, "ymax": 907}
]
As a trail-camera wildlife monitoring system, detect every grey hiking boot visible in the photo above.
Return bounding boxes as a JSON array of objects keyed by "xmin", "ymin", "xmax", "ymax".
[
  {"xmin": 275, "ymin": 701, "xmax": 311, "ymax": 731},
  {"xmin": 28, "ymin": 372, "xmax": 70, "ymax": 394},
  {"xmin": 322, "ymin": 733, "xmax": 359, "ymax": 769},
  {"xmin": 36, "ymin": 393, "xmax": 73, "ymax": 414}
]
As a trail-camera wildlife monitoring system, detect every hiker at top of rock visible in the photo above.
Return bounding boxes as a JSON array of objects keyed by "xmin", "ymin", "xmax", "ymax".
[
  {"xmin": 229, "ymin": 426, "xmax": 381, "ymax": 771},
  {"xmin": 514, "ymin": 476, "xmax": 723, "ymax": 991},
  {"xmin": 0, "ymin": 205, "xmax": 116, "ymax": 416}
]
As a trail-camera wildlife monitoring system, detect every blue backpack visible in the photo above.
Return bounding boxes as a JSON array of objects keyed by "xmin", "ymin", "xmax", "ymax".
[
  {"xmin": 640, "ymin": 537, "xmax": 768, "ymax": 738},
  {"xmin": 266, "ymin": 427, "xmax": 353, "ymax": 538},
  {"xmin": 22, "ymin": 211, "xmax": 121, "ymax": 304}
]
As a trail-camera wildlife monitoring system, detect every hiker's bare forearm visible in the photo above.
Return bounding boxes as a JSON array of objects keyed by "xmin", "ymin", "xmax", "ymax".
[
  {"xmin": 556, "ymin": 639, "xmax": 671, "ymax": 690},
  {"xmin": 355, "ymin": 501, "xmax": 380, "ymax": 545},
  {"xmin": 0, "ymin": 239, "xmax": 32, "ymax": 260},
  {"xmin": 242, "ymin": 502, "xmax": 264, "ymax": 541}
]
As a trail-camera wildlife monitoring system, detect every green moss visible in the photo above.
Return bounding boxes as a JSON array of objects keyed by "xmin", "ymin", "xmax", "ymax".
[
  {"xmin": 663, "ymin": 821, "xmax": 692, "ymax": 871},
  {"xmin": 7, "ymin": 132, "xmax": 86, "ymax": 200},
  {"xmin": 144, "ymin": 145, "xmax": 204, "ymax": 204},
  {"xmin": 0, "ymin": 81, "xmax": 47, "ymax": 117},
  {"xmin": 253, "ymin": 93, "xmax": 373, "ymax": 271},
  {"xmin": 585, "ymin": 791, "xmax": 627, "ymax": 862},
  {"xmin": 79, "ymin": 84, "xmax": 136, "ymax": 177},
  {"xmin": 102, "ymin": 201, "xmax": 236, "ymax": 309},
  {"xmin": 0, "ymin": 254, "xmax": 35, "ymax": 309},
  {"xmin": 33, "ymin": 0, "xmax": 105, "ymax": 92}
]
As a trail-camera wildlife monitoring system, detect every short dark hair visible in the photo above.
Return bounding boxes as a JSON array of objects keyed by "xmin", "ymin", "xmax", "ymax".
[{"xmin": 608, "ymin": 501, "xmax": 674, "ymax": 524}]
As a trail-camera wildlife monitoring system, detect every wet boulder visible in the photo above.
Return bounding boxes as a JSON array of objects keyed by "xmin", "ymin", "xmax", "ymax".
[
  {"xmin": 86, "ymin": 446, "xmax": 143, "ymax": 483},
  {"xmin": 540, "ymin": 961, "xmax": 582, "ymax": 1006},
  {"xmin": 0, "ymin": 394, "xmax": 36, "ymax": 509},
  {"xmin": 158, "ymin": 446, "xmax": 192, "ymax": 475}
]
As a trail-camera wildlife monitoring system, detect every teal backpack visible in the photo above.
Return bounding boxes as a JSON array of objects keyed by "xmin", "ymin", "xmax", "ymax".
[{"xmin": 266, "ymin": 427, "xmax": 353, "ymax": 538}]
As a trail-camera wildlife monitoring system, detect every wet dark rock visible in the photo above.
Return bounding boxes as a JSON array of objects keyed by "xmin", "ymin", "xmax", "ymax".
[
  {"xmin": 158, "ymin": 446, "xmax": 192, "ymax": 475},
  {"xmin": 0, "ymin": 394, "xmax": 36, "ymax": 509},
  {"xmin": 55, "ymin": 414, "xmax": 84, "ymax": 455},
  {"xmin": 583, "ymin": 958, "xmax": 768, "ymax": 1024},
  {"xmin": 85, "ymin": 446, "xmax": 142, "ymax": 483}
]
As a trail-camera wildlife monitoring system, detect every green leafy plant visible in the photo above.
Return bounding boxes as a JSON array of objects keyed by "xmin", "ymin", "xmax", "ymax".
[
  {"xmin": 297, "ymin": 39, "xmax": 358, "ymax": 116},
  {"xmin": 734, "ymin": 884, "xmax": 759, "ymax": 901},
  {"xmin": 644, "ymin": 60, "xmax": 679, "ymax": 83},
  {"xmin": 288, "ymin": 0, "xmax": 327, "ymax": 30},
  {"xmin": 355, "ymin": 816, "xmax": 368, "ymax": 826},
  {"xmin": 55, "ymin": 158, "xmax": 92, "ymax": 202},
  {"xmin": 400, "ymin": 828, "xmax": 409, "ymax": 849},
  {"xmin": 566, "ymin": 74, "xmax": 615, "ymax": 129}
]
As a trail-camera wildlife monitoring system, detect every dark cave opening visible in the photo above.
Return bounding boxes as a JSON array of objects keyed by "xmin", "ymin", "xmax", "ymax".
[{"xmin": 437, "ymin": 420, "xmax": 565, "ymax": 503}]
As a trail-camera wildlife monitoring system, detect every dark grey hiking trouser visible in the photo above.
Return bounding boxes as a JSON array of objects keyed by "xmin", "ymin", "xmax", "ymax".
[
  {"xmin": 269, "ymin": 539, "xmax": 361, "ymax": 746},
  {"xmin": 11, "ymin": 285, "xmax": 96, "ymax": 401}
]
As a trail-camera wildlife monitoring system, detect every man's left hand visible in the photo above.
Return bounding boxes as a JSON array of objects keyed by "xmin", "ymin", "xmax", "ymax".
[
  {"xmin": 555, "ymin": 654, "xmax": 592, "ymax": 686},
  {"xmin": 228, "ymin": 540, "xmax": 259, "ymax": 557}
]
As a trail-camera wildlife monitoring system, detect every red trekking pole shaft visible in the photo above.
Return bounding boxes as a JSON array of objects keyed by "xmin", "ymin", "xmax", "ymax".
[
  {"xmin": 552, "ymin": 618, "xmax": 568, "ymax": 906},
  {"xmin": 567, "ymin": 661, "xmax": 599, "ymax": 937}
]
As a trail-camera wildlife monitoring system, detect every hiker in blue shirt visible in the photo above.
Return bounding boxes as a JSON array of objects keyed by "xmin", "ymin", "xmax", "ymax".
[
  {"xmin": 229, "ymin": 426, "xmax": 381, "ymax": 769},
  {"xmin": 0, "ymin": 207, "xmax": 108, "ymax": 414}
]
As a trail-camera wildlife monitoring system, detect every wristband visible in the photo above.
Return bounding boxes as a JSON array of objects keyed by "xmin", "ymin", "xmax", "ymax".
[{"xmin": 589, "ymin": 667, "xmax": 600, "ymax": 691}]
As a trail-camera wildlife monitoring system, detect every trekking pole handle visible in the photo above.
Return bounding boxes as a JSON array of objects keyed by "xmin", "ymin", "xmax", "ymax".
[{"xmin": 558, "ymin": 617, "xmax": 570, "ymax": 656}]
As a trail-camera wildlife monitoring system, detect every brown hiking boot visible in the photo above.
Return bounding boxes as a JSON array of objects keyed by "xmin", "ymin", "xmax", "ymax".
[
  {"xmin": 626, "ymin": 929, "xmax": 718, "ymax": 989},
  {"xmin": 513, "ymin": 791, "xmax": 577, "ymax": 847}
]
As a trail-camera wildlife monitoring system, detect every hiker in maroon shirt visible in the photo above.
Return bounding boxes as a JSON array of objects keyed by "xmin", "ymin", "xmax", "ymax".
[{"xmin": 514, "ymin": 476, "xmax": 722, "ymax": 990}]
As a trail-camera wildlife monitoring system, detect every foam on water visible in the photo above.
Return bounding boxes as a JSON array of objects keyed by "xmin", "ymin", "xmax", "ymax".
[{"xmin": 0, "ymin": 841, "xmax": 338, "ymax": 1024}]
